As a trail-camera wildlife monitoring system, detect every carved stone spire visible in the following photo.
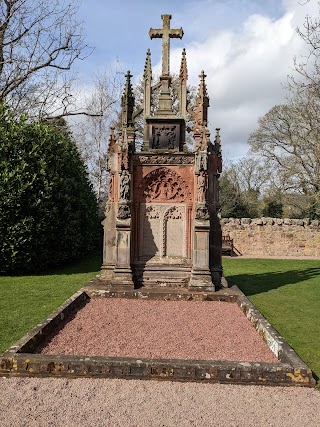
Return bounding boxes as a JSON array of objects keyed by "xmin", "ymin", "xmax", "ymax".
[
  {"xmin": 214, "ymin": 128, "xmax": 222, "ymax": 173},
  {"xmin": 214, "ymin": 128, "xmax": 221, "ymax": 147},
  {"xmin": 198, "ymin": 70, "xmax": 208, "ymax": 98},
  {"xmin": 109, "ymin": 126, "xmax": 115, "ymax": 145},
  {"xmin": 121, "ymin": 71, "xmax": 135, "ymax": 128},
  {"xmin": 196, "ymin": 70, "xmax": 210, "ymax": 127},
  {"xmin": 179, "ymin": 48, "xmax": 188, "ymax": 119},
  {"xmin": 179, "ymin": 48, "xmax": 188, "ymax": 84},
  {"xmin": 192, "ymin": 70, "xmax": 211, "ymax": 151},
  {"xmin": 143, "ymin": 49, "xmax": 152, "ymax": 119},
  {"xmin": 143, "ymin": 49, "xmax": 152, "ymax": 149},
  {"xmin": 143, "ymin": 48, "xmax": 152, "ymax": 82}
]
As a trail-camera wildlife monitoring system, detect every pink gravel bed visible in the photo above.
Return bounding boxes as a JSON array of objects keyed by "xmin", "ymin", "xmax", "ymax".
[{"xmin": 41, "ymin": 299, "xmax": 278, "ymax": 363}]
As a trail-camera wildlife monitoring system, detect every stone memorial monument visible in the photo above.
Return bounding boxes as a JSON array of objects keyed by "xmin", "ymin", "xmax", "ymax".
[{"xmin": 101, "ymin": 14, "xmax": 223, "ymax": 290}]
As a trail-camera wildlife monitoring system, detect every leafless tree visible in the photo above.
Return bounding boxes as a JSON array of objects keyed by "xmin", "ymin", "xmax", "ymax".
[
  {"xmin": 248, "ymin": 90, "xmax": 320, "ymax": 217},
  {"xmin": 0, "ymin": 0, "xmax": 90, "ymax": 118},
  {"xmin": 73, "ymin": 68, "xmax": 123, "ymax": 204},
  {"xmin": 222, "ymin": 157, "xmax": 271, "ymax": 217},
  {"xmin": 289, "ymin": 1, "xmax": 320, "ymax": 91},
  {"xmin": 247, "ymin": 1, "xmax": 320, "ymax": 218}
]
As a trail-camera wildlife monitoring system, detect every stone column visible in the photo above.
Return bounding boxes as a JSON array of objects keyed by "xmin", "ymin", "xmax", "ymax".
[
  {"xmin": 111, "ymin": 216, "xmax": 134, "ymax": 289},
  {"xmin": 189, "ymin": 206, "xmax": 214, "ymax": 291},
  {"xmin": 110, "ymin": 159, "xmax": 134, "ymax": 289},
  {"xmin": 101, "ymin": 203, "xmax": 117, "ymax": 281}
]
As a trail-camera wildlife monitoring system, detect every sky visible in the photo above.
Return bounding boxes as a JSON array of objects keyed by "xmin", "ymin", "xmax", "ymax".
[{"xmin": 75, "ymin": 0, "xmax": 319, "ymax": 159}]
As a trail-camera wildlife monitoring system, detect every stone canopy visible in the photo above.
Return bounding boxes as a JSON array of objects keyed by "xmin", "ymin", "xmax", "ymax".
[{"xmin": 101, "ymin": 14, "xmax": 223, "ymax": 291}]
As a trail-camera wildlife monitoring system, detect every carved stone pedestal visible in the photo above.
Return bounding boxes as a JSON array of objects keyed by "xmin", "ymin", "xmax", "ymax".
[
  {"xmin": 110, "ymin": 223, "xmax": 134, "ymax": 289},
  {"xmin": 189, "ymin": 220, "xmax": 215, "ymax": 291},
  {"xmin": 135, "ymin": 264, "xmax": 191, "ymax": 288},
  {"xmin": 189, "ymin": 269, "xmax": 214, "ymax": 291},
  {"xmin": 111, "ymin": 268, "xmax": 134, "ymax": 289}
]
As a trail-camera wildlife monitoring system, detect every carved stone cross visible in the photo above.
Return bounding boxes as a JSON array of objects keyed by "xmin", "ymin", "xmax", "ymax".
[{"xmin": 149, "ymin": 14, "xmax": 183, "ymax": 76}]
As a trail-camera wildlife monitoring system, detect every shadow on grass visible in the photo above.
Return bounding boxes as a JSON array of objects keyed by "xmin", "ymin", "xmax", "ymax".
[
  {"xmin": 43, "ymin": 251, "xmax": 102, "ymax": 276},
  {"xmin": 227, "ymin": 267, "xmax": 320, "ymax": 296},
  {"xmin": 0, "ymin": 252, "xmax": 103, "ymax": 278}
]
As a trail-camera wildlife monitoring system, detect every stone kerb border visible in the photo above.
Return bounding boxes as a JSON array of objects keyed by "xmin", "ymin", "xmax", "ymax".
[
  {"xmin": 0, "ymin": 286, "xmax": 315, "ymax": 387},
  {"xmin": 235, "ymin": 289, "xmax": 313, "ymax": 383}
]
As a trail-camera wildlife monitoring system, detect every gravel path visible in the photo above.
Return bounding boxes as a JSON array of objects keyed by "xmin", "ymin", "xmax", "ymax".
[
  {"xmin": 0, "ymin": 377, "xmax": 319, "ymax": 427},
  {"xmin": 40, "ymin": 299, "xmax": 277, "ymax": 363}
]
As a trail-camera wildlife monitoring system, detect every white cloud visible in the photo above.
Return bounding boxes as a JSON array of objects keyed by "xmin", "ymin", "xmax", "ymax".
[
  {"xmin": 76, "ymin": 0, "xmax": 320, "ymax": 160},
  {"xmin": 161, "ymin": 0, "xmax": 319, "ymax": 159}
]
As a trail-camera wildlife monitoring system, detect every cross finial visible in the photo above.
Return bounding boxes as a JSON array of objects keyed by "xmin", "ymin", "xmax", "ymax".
[{"xmin": 149, "ymin": 14, "xmax": 184, "ymax": 76}]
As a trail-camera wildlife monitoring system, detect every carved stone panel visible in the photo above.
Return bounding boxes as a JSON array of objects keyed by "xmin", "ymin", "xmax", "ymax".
[
  {"xmin": 149, "ymin": 124, "xmax": 180, "ymax": 149},
  {"xmin": 139, "ymin": 204, "xmax": 186, "ymax": 262},
  {"xmin": 138, "ymin": 167, "xmax": 192, "ymax": 203}
]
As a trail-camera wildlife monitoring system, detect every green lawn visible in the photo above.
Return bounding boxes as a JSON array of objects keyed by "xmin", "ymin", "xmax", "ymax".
[
  {"xmin": 223, "ymin": 258, "xmax": 320, "ymax": 386},
  {"xmin": 0, "ymin": 255, "xmax": 319, "ymax": 387},
  {"xmin": 0, "ymin": 253, "xmax": 101, "ymax": 354}
]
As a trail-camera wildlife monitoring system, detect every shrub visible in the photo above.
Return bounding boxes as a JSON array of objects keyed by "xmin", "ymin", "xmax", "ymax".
[{"xmin": 0, "ymin": 105, "xmax": 100, "ymax": 273}]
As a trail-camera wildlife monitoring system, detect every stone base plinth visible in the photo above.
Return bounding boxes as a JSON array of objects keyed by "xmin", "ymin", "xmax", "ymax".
[
  {"xmin": 100, "ymin": 264, "xmax": 115, "ymax": 281},
  {"xmin": 189, "ymin": 269, "xmax": 215, "ymax": 291},
  {"xmin": 133, "ymin": 264, "xmax": 191, "ymax": 288},
  {"xmin": 110, "ymin": 268, "xmax": 134, "ymax": 289}
]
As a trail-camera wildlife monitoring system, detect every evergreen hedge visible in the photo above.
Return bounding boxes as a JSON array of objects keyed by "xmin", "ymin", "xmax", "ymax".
[{"xmin": 0, "ymin": 105, "xmax": 100, "ymax": 273}]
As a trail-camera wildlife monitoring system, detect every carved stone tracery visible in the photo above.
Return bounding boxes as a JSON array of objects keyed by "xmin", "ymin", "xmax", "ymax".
[
  {"xmin": 145, "ymin": 205, "xmax": 160, "ymax": 219},
  {"xmin": 164, "ymin": 205, "xmax": 183, "ymax": 220},
  {"xmin": 134, "ymin": 155, "xmax": 194, "ymax": 165},
  {"xmin": 138, "ymin": 167, "xmax": 192, "ymax": 203}
]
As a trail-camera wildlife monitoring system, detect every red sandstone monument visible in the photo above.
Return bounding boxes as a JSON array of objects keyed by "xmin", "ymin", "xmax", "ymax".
[{"xmin": 101, "ymin": 14, "xmax": 223, "ymax": 290}]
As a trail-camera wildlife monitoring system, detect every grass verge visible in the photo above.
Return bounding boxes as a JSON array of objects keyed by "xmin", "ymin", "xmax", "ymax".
[
  {"xmin": 0, "ymin": 253, "xmax": 101, "ymax": 354},
  {"xmin": 223, "ymin": 257, "xmax": 320, "ymax": 388}
]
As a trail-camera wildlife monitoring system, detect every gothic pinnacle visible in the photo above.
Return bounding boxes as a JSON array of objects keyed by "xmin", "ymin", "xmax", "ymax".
[
  {"xmin": 198, "ymin": 70, "xmax": 209, "ymax": 99},
  {"xmin": 143, "ymin": 48, "xmax": 152, "ymax": 80},
  {"xmin": 179, "ymin": 48, "xmax": 188, "ymax": 84}
]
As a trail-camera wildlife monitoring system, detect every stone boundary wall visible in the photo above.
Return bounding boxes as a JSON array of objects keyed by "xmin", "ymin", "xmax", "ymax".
[{"xmin": 221, "ymin": 218, "xmax": 320, "ymax": 258}]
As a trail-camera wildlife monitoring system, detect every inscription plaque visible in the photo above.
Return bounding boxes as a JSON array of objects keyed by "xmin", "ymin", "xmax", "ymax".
[
  {"xmin": 140, "ymin": 204, "xmax": 186, "ymax": 261},
  {"xmin": 165, "ymin": 213, "xmax": 184, "ymax": 257}
]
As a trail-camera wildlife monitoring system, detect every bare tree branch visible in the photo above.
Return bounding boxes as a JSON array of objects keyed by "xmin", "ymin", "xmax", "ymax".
[{"xmin": 0, "ymin": 0, "xmax": 92, "ymax": 118}]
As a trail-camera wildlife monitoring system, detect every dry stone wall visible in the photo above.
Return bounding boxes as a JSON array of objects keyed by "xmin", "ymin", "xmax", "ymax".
[{"xmin": 221, "ymin": 218, "xmax": 320, "ymax": 258}]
